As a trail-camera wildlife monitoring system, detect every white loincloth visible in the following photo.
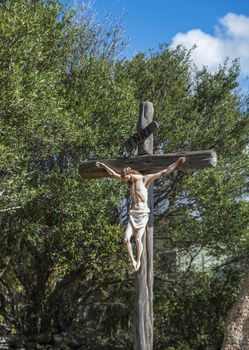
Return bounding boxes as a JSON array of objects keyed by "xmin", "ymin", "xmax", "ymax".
[{"xmin": 129, "ymin": 209, "xmax": 150, "ymax": 230}]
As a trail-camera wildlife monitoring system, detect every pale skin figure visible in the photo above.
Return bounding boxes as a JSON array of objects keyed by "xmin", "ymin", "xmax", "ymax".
[{"xmin": 96, "ymin": 157, "xmax": 186, "ymax": 271}]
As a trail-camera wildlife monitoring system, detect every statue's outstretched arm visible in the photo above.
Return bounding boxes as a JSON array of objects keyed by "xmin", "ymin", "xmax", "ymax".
[
  {"xmin": 143, "ymin": 157, "xmax": 186, "ymax": 188},
  {"xmin": 96, "ymin": 162, "xmax": 121, "ymax": 179}
]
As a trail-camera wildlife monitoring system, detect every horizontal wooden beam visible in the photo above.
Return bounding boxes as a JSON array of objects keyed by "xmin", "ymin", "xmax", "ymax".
[{"xmin": 79, "ymin": 150, "xmax": 217, "ymax": 179}]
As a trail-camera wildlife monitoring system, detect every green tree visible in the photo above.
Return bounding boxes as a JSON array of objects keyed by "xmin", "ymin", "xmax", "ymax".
[{"xmin": 0, "ymin": 0, "xmax": 134, "ymax": 341}]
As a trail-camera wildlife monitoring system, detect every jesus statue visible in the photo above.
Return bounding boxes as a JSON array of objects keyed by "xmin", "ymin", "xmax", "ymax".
[{"xmin": 96, "ymin": 156, "xmax": 186, "ymax": 271}]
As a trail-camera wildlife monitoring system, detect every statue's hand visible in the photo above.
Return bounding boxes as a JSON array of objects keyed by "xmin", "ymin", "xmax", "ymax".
[
  {"xmin": 96, "ymin": 161, "xmax": 104, "ymax": 168},
  {"xmin": 177, "ymin": 157, "xmax": 186, "ymax": 169},
  {"xmin": 179, "ymin": 156, "xmax": 186, "ymax": 164}
]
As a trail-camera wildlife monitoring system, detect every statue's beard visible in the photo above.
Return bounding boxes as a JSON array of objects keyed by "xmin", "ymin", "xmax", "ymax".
[{"xmin": 122, "ymin": 177, "xmax": 132, "ymax": 185}]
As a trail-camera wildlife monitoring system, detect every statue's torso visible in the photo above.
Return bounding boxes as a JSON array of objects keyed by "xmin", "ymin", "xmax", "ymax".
[{"xmin": 130, "ymin": 176, "xmax": 149, "ymax": 212}]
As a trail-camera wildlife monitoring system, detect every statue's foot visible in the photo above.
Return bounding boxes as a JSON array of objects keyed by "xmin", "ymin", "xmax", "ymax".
[
  {"xmin": 132, "ymin": 260, "xmax": 137, "ymax": 271},
  {"xmin": 135, "ymin": 261, "xmax": 141, "ymax": 272}
]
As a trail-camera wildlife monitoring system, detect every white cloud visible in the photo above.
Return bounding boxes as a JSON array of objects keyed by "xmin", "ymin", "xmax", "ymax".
[
  {"xmin": 219, "ymin": 13, "xmax": 249, "ymax": 38},
  {"xmin": 170, "ymin": 13, "xmax": 249, "ymax": 76}
]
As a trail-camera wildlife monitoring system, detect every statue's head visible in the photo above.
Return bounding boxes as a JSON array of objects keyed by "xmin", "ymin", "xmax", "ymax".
[{"xmin": 121, "ymin": 167, "xmax": 141, "ymax": 183}]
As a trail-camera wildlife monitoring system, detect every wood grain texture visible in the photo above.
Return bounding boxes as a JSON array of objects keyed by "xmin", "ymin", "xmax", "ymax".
[
  {"xmin": 79, "ymin": 150, "xmax": 217, "ymax": 179},
  {"xmin": 135, "ymin": 101, "xmax": 154, "ymax": 350},
  {"xmin": 137, "ymin": 102, "xmax": 154, "ymax": 155}
]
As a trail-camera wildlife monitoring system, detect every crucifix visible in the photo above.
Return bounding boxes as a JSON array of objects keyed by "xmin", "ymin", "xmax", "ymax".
[{"xmin": 79, "ymin": 101, "xmax": 217, "ymax": 350}]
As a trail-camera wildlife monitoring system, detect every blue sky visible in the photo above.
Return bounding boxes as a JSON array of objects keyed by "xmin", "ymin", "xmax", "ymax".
[
  {"xmin": 66, "ymin": 1, "xmax": 249, "ymax": 81},
  {"xmin": 90, "ymin": 0, "xmax": 249, "ymax": 55}
]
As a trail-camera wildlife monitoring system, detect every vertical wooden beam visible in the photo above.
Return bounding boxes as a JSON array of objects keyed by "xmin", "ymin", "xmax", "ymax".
[{"xmin": 135, "ymin": 101, "xmax": 154, "ymax": 350}]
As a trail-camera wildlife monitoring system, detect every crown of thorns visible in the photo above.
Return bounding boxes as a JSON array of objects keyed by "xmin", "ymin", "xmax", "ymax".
[{"xmin": 121, "ymin": 167, "xmax": 132, "ymax": 177}]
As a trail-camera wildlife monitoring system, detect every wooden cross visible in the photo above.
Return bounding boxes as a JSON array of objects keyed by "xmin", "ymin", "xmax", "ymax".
[{"xmin": 79, "ymin": 101, "xmax": 217, "ymax": 350}]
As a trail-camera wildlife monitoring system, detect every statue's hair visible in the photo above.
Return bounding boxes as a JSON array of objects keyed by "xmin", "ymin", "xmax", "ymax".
[{"xmin": 121, "ymin": 167, "xmax": 141, "ymax": 177}]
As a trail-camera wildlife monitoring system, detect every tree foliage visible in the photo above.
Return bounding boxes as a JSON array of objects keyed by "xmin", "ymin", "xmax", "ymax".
[{"xmin": 0, "ymin": 1, "xmax": 249, "ymax": 349}]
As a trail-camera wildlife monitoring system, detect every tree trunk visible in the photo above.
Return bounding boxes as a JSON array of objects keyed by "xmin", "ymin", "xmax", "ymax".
[{"xmin": 222, "ymin": 268, "xmax": 249, "ymax": 350}]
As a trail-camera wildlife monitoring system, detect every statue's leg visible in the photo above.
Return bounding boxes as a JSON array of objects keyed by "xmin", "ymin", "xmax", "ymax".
[
  {"xmin": 123, "ymin": 221, "xmax": 136, "ymax": 270},
  {"xmin": 134, "ymin": 227, "xmax": 146, "ymax": 271}
]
